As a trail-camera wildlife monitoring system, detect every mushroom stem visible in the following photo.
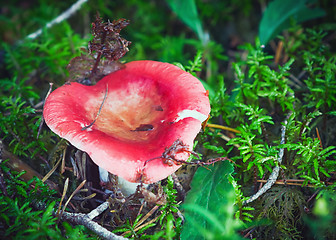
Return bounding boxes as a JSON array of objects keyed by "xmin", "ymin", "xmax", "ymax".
[
  {"xmin": 99, "ymin": 167, "xmax": 145, "ymax": 196},
  {"xmin": 117, "ymin": 176, "xmax": 144, "ymax": 196}
]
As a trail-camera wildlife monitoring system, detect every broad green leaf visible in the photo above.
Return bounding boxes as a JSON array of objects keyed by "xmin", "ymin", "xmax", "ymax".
[
  {"xmin": 259, "ymin": 0, "xmax": 325, "ymax": 45},
  {"xmin": 166, "ymin": 0, "xmax": 207, "ymax": 44},
  {"xmin": 180, "ymin": 161, "xmax": 242, "ymax": 240}
]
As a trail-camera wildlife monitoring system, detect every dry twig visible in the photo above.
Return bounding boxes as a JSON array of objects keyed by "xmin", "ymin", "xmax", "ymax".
[
  {"xmin": 243, "ymin": 114, "xmax": 289, "ymax": 205},
  {"xmin": 60, "ymin": 201, "xmax": 129, "ymax": 240},
  {"xmin": 24, "ymin": 0, "xmax": 88, "ymax": 41}
]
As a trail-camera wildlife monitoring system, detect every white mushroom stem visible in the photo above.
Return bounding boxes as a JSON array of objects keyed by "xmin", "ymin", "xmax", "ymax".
[
  {"xmin": 99, "ymin": 166, "xmax": 110, "ymax": 182},
  {"xmin": 117, "ymin": 175, "xmax": 145, "ymax": 196},
  {"xmin": 99, "ymin": 167, "xmax": 146, "ymax": 196}
]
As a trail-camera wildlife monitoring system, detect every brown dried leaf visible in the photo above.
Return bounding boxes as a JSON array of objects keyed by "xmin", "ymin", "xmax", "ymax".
[
  {"xmin": 67, "ymin": 54, "xmax": 95, "ymax": 85},
  {"xmin": 67, "ymin": 55, "xmax": 124, "ymax": 84},
  {"xmin": 89, "ymin": 15, "xmax": 131, "ymax": 61},
  {"xmin": 67, "ymin": 13, "xmax": 130, "ymax": 84}
]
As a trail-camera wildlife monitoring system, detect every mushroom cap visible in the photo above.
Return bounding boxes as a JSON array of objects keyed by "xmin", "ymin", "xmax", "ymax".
[{"xmin": 43, "ymin": 60, "xmax": 210, "ymax": 183}]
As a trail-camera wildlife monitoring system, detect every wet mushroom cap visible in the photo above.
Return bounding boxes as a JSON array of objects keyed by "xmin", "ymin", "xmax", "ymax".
[{"xmin": 43, "ymin": 60, "xmax": 210, "ymax": 183}]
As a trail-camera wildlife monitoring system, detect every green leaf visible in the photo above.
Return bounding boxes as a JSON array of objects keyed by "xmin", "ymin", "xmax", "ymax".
[
  {"xmin": 259, "ymin": 0, "xmax": 325, "ymax": 45},
  {"xmin": 166, "ymin": 0, "xmax": 207, "ymax": 44},
  {"xmin": 180, "ymin": 161, "xmax": 242, "ymax": 240},
  {"xmin": 327, "ymin": 111, "xmax": 336, "ymax": 116},
  {"xmin": 313, "ymin": 159, "xmax": 320, "ymax": 181}
]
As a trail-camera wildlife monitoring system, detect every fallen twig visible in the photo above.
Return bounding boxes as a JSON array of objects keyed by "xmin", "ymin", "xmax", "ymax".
[
  {"xmin": 206, "ymin": 123, "xmax": 241, "ymax": 134},
  {"xmin": 2, "ymin": 147, "xmax": 59, "ymax": 191},
  {"xmin": 24, "ymin": 0, "xmax": 88, "ymax": 41},
  {"xmin": 60, "ymin": 201, "xmax": 129, "ymax": 240},
  {"xmin": 256, "ymin": 179, "xmax": 329, "ymax": 188},
  {"xmin": 208, "ymin": 128, "xmax": 240, "ymax": 148},
  {"xmin": 243, "ymin": 114, "xmax": 289, "ymax": 205}
]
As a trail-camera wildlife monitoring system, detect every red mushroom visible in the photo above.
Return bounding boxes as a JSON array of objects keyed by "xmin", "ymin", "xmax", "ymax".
[{"xmin": 43, "ymin": 60, "xmax": 210, "ymax": 184}]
